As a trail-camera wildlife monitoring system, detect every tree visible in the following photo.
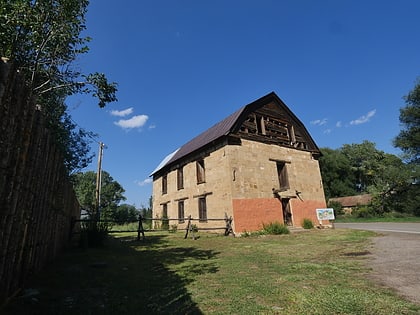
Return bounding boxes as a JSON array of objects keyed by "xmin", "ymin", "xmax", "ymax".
[
  {"xmin": 394, "ymin": 79, "xmax": 420, "ymax": 164},
  {"xmin": 319, "ymin": 147, "xmax": 357, "ymax": 199},
  {"xmin": 113, "ymin": 204, "xmax": 138, "ymax": 224},
  {"xmin": 1, "ymin": 0, "xmax": 117, "ymax": 173},
  {"xmin": 72, "ymin": 170, "xmax": 126, "ymax": 220}
]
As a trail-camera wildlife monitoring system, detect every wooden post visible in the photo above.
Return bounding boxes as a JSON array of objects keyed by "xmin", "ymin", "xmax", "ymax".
[
  {"xmin": 224, "ymin": 213, "xmax": 234, "ymax": 236},
  {"xmin": 184, "ymin": 215, "xmax": 191, "ymax": 239},
  {"xmin": 137, "ymin": 214, "xmax": 145, "ymax": 241}
]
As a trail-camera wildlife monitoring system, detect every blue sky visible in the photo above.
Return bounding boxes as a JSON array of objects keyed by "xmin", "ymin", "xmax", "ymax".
[{"xmin": 69, "ymin": 0, "xmax": 420, "ymax": 208}]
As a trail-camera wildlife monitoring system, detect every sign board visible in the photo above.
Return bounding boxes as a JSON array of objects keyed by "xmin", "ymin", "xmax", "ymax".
[{"xmin": 316, "ymin": 208, "xmax": 335, "ymax": 221}]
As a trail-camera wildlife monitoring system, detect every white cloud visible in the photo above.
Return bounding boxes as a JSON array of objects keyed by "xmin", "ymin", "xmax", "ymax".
[
  {"xmin": 109, "ymin": 107, "xmax": 134, "ymax": 117},
  {"xmin": 323, "ymin": 129, "xmax": 332, "ymax": 134},
  {"xmin": 114, "ymin": 115, "xmax": 149, "ymax": 129},
  {"xmin": 350, "ymin": 109, "xmax": 376, "ymax": 125},
  {"xmin": 310, "ymin": 118, "xmax": 327, "ymax": 126},
  {"xmin": 135, "ymin": 178, "xmax": 152, "ymax": 186},
  {"xmin": 336, "ymin": 121, "xmax": 342, "ymax": 128}
]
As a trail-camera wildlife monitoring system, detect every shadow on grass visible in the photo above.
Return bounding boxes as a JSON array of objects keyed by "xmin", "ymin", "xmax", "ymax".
[{"xmin": 3, "ymin": 233, "xmax": 219, "ymax": 314}]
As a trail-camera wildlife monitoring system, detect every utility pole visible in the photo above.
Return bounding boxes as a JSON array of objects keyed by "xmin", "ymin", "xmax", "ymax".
[{"xmin": 95, "ymin": 142, "xmax": 105, "ymax": 221}]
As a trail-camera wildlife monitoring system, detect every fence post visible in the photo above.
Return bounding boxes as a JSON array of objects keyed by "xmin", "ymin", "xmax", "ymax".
[
  {"xmin": 224, "ymin": 213, "xmax": 234, "ymax": 236},
  {"xmin": 137, "ymin": 214, "xmax": 145, "ymax": 241},
  {"xmin": 184, "ymin": 215, "xmax": 191, "ymax": 239}
]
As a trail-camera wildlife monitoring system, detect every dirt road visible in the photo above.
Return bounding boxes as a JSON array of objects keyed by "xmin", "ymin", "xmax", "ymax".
[{"xmin": 336, "ymin": 223, "xmax": 420, "ymax": 304}]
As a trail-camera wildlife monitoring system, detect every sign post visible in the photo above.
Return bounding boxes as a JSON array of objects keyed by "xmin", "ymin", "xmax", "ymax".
[{"xmin": 316, "ymin": 208, "xmax": 335, "ymax": 228}]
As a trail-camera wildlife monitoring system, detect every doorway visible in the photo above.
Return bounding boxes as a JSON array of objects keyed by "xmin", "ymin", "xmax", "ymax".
[{"xmin": 281, "ymin": 198, "xmax": 293, "ymax": 226}]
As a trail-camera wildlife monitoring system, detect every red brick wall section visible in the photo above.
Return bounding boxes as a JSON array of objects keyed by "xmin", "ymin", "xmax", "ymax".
[
  {"xmin": 290, "ymin": 199, "xmax": 328, "ymax": 228},
  {"xmin": 232, "ymin": 198, "xmax": 283, "ymax": 232},
  {"xmin": 232, "ymin": 198, "xmax": 327, "ymax": 232}
]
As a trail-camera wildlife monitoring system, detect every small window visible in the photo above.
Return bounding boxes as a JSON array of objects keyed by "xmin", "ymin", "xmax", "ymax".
[
  {"xmin": 178, "ymin": 200, "xmax": 185, "ymax": 223},
  {"xmin": 162, "ymin": 174, "xmax": 167, "ymax": 194},
  {"xmin": 196, "ymin": 159, "xmax": 205, "ymax": 184},
  {"xmin": 198, "ymin": 197, "xmax": 207, "ymax": 222},
  {"xmin": 177, "ymin": 167, "xmax": 184, "ymax": 190},
  {"xmin": 277, "ymin": 162, "xmax": 289, "ymax": 191}
]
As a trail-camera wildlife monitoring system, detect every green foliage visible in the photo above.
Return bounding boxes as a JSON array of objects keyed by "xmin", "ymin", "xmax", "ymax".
[
  {"xmin": 302, "ymin": 218, "xmax": 314, "ymax": 229},
  {"xmin": 328, "ymin": 200, "xmax": 344, "ymax": 216},
  {"xmin": 394, "ymin": 79, "xmax": 420, "ymax": 164},
  {"xmin": 262, "ymin": 221, "xmax": 290, "ymax": 235},
  {"xmin": 353, "ymin": 206, "xmax": 376, "ymax": 219},
  {"xmin": 319, "ymin": 147, "xmax": 357, "ymax": 198},
  {"xmin": 169, "ymin": 224, "xmax": 178, "ymax": 233},
  {"xmin": 79, "ymin": 221, "xmax": 109, "ymax": 248},
  {"xmin": 113, "ymin": 204, "xmax": 138, "ymax": 224},
  {"xmin": 72, "ymin": 170, "xmax": 126, "ymax": 220},
  {"xmin": 161, "ymin": 214, "xmax": 169, "ymax": 230},
  {"xmin": 1, "ymin": 0, "xmax": 117, "ymax": 174}
]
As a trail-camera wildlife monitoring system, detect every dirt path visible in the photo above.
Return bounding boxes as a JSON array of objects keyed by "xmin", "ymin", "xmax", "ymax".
[{"xmin": 367, "ymin": 232, "xmax": 420, "ymax": 305}]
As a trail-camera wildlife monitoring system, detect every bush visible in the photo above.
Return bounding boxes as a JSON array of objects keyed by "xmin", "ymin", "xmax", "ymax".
[
  {"xmin": 328, "ymin": 200, "xmax": 344, "ymax": 216},
  {"xmin": 302, "ymin": 218, "xmax": 314, "ymax": 229},
  {"xmin": 262, "ymin": 221, "xmax": 290, "ymax": 235},
  {"xmin": 79, "ymin": 221, "xmax": 109, "ymax": 248}
]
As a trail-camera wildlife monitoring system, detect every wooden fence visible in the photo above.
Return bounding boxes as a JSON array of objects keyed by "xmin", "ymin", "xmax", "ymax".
[{"xmin": 0, "ymin": 59, "xmax": 81, "ymax": 305}]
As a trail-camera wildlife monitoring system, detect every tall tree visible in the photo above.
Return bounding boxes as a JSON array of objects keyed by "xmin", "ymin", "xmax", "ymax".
[
  {"xmin": 1, "ymin": 0, "xmax": 117, "ymax": 173},
  {"xmin": 394, "ymin": 79, "xmax": 420, "ymax": 164},
  {"xmin": 319, "ymin": 147, "xmax": 357, "ymax": 199},
  {"xmin": 72, "ymin": 171, "xmax": 126, "ymax": 220}
]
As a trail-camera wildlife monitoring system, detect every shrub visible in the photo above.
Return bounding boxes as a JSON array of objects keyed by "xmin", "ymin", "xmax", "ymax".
[
  {"xmin": 328, "ymin": 200, "xmax": 344, "ymax": 216},
  {"xmin": 169, "ymin": 224, "xmax": 178, "ymax": 233},
  {"xmin": 302, "ymin": 218, "xmax": 314, "ymax": 229},
  {"xmin": 79, "ymin": 221, "xmax": 109, "ymax": 248},
  {"xmin": 262, "ymin": 221, "xmax": 290, "ymax": 235}
]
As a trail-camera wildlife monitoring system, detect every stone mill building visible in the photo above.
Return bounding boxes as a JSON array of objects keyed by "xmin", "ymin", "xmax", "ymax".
[{"xmin": 150, "ymin": 92, "xmax": 327, "ymax": 233}]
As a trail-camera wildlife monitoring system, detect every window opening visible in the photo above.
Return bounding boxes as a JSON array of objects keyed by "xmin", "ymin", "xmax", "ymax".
[
  {"xmin": 196, "ymin": 159, "xmax": 205, "ymax": 184},
  {"xmin": 198, "ymin": 197, "xmax": 207, "ymax": 222},
  {"xmin": 177, "ymin": 167, "xmax": 184, "ymax": 190},
  {"xmin": 178, "ymin": 200, "xmax": 185, "ymax": 223},
  {"xmin": 276, "ymin": 162, "xmax": 289, "ymax": 191},
  {"xmin": 162, "ymin": 174, "xmax": 167, "ymax": 194}
]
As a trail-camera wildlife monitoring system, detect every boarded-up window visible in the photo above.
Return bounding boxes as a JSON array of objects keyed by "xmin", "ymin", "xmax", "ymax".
[
  {"xmin": 198, "ymin": 197, "xmax": 207, "ymax": 222},
  {"xmin": 177, "ymin": 167, "xmax": 184, "ymax": 190},
  {"xmin": 178, "ymin": 200, "xmax": 185, "ymax": 223},
  {"xmin": 196, "ymin": 159, "xmax": 205, "ymax": 184},
  {"xmin": 277, "ymin": 162, "xmax": 289, "ymax": 191},
  {"xmin": 162, "ymin": 174, "xmax": 167, "ymax": 194}
]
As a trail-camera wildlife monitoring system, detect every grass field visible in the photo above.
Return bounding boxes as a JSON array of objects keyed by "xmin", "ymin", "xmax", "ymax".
[{"xmin": 3, "ymin": 229, "xmax": 420, "ymax": 314}]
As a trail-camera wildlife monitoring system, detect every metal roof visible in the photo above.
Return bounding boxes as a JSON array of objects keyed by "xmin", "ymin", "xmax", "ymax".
[{"xmin": 151, "ymin": 92, "xmax": 320, "ymax": 176}]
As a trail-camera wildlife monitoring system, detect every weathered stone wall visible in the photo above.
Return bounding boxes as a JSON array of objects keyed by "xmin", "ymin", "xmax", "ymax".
[
  {"xmin": 0, "ymin": 59, "xmax": 80, "ymax": 304},
  {"xmin": 153, "ymin": 146, "xmax": 233, "ymax": 229}
]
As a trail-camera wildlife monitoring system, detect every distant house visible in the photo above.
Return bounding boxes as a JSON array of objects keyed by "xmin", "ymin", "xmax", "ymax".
[
  {"xmin": 329, "ymin": 194, "xmax": 372, "ymax": 214},
  {"xmin": 150, "ymin": 92, "xmax": 327, "ymax": 233}
]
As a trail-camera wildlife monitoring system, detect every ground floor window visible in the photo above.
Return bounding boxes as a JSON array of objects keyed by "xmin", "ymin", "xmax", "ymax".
[
  {"xmin": 178, "ymin": 200, "xmax": 185, "ymax": 223},
  {"xmin": 198, "ymin": 197, "xmax": 207, "ymax": 222}
]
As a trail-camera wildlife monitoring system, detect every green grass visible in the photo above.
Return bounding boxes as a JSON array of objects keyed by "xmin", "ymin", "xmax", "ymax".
[{"xmin": 3, "ymin": 229, "xmax": 420, "ymax": 314}]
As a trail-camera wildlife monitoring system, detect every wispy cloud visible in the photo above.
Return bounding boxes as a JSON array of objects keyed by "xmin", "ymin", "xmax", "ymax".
[
  {"xmin": 323, "ymin": 129, "xmax": 332, "ymax": 134},
  {"xmin": 114, "ymin": 115, "xmax": 149, "ymax": 129},
  {"xmin": 336, "ymin": 121, "xmax": 342, "ymax": 128},
  {"xmin": 135, "ymin": 178, "xmax": 152, "ymax": 186},
  {"xmin": 109, "ymin": 107, "xmax": 134, "ymax": 117},
  {"xmin": 310, "ymin": 118, "xmax": 327, "ymax": 126},
  {"xmin": 350, "ymin": 109, "xmax": 376, "ymax": 125}
]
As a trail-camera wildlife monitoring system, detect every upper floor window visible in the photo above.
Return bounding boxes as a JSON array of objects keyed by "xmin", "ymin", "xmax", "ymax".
[
  {"xmin": 276, "ymin": 162, "xmax": 289, "ymax": 191},
  {"xmin": 196, "ymin": 159, "xmax": 205, "ymax": 184},
  {"xmin": 177, "ymin": 167, "xmax": 184, "ymax": 190},
  {"xmin": 162, "ymin": 174, "xmax": 167, "ymax": 194}
]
